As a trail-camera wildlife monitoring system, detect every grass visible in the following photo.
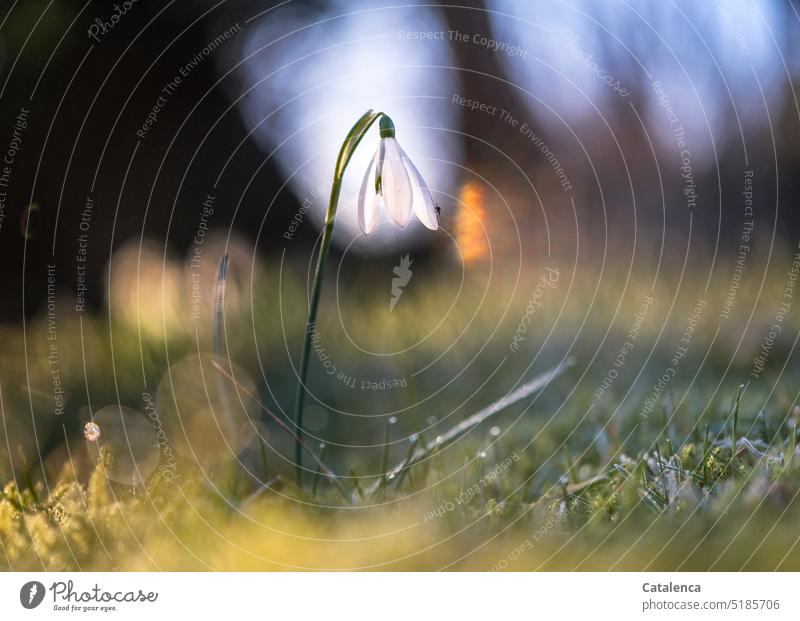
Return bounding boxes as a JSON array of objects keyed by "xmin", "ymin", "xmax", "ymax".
[
  {"xmin": 1, "ymin": 243, "xmax": 800, "ymax": 570},
  {"xmin": 1, "ymin": 384, "xmax": 798, "ymax": 571}
]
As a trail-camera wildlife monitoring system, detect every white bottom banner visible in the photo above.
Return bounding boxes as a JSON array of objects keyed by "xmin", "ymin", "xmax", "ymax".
[{"xmin": 0, "ymin": 572, "xmax": 797, "ymax": 620}]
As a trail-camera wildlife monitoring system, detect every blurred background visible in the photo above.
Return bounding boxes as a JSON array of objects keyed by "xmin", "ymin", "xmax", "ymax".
[
  {"xmin": 1, "ymin": 0, "xmax": 798, "ymax": 317},
  {"xmin": 1, "ymin": 0, "xmax": 800, "ymax": 490}
]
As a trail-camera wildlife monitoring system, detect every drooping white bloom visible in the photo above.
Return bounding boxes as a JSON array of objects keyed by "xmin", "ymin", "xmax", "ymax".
[{"xmin": 357, "ymin": 116, "xmax": 439, "ymax": 235}]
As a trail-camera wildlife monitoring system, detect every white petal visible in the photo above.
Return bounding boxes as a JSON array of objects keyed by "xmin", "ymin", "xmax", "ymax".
[
  {"xmin": 399, "ymin": 145, "xmax": 438, "ymax": 230},
  {"xmin": 380, "ymin": 138, "xmax": 413, "ymax": 227},
  {"xmin": 357, "ymin": 150, "xmax": 381, "ymax": 235}
]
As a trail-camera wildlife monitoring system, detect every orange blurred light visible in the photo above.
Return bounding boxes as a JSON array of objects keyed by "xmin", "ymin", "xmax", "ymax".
[{"xmin": 455, "ymin": 181, "xmax": 489, "ymax": 263}]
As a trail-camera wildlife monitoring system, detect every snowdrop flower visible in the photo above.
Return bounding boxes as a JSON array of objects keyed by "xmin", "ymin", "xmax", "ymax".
[
  {"xmin": 357, "ymin": 116, "xmax": 439, "ymax": 235},
  {"xmin": 294, "ymin": 109, "xmax": 441, "ymax": 489}
]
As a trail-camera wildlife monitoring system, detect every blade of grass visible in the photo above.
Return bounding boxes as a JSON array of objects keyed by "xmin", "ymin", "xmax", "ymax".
[
  {"xmin": 563, "ymin": 447, "xmax": 576, "ymax": 485},
  {"xmin": 565, "ymin": 473, "xmax": 608, "ymax": 495},
  {"xmin": 212, "ymin": 254, "xmax": 228, "ymax": 357},
  {"xmin": 378, "ymin": 417, "xmax": 394, "ymax": 495},
  {"xmin": 350, "ymin": 468, "xmax": 365, "ymax": 502},
  {"xmin": 258, "ymin": 436, "xmax": 269, "ymax": 484},
  {"xmin": 212, "ymin": 254, "xmax": 239, "ymax": 444},
  {"xmin": 312, "ymin": 443, "xmax": 327, "ymax": 498},
  {"xmin": 731, "ymin": 383, "xmax": 744, "ymax": 451},
  {"xmin": 368, "ymin": 358, "xmax": 574, "ymax": 496},
  {"xmin": 653, "ymin": 442, "xmax": 667, "ymax": 503},
  {"xmin": 240, "ymin": 475, "xmax": 284, "ymax": 506},
  {"xmin": 19, "ymin": 449, "xmax": 38, "ymax": 505},
  {"xmin": 392, "ymin": 434, "xmax": 423, "ymax": 491},
  {"xmin": 731, "ymin": 383, "xmax": 744, "ymax": 479}
]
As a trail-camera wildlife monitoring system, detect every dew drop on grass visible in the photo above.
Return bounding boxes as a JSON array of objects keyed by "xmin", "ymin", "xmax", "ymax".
[
  {"xmin": 388, "ymin": 416, "xmax": 397, "ymax": 425},
  {"xmin": 83, "ymin": 422, "xmax": 101, "ymax": 442},
  {"xmin": 490, "ymin": 426, "xmax": 501, "ymax": 437}
]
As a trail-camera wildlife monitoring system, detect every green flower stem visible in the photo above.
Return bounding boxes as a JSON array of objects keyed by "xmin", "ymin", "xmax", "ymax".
[{"xmin": 293, "ymin": 109, "xmax": 385, "ymax": 486}]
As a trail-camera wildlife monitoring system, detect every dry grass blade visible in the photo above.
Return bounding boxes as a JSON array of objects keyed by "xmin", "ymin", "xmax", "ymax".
[
  {"xmin": 366, "ymin": 357, "xmax": 575, "ymax": 495},
  {"xmin": 213, "ymin": 254, "xmax": 228, "ymax": 358}
]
